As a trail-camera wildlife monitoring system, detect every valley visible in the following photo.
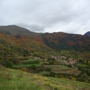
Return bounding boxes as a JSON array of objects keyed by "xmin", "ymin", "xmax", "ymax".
[{"xmin": 0, "ymin": 25, "xmax": 90, "ymax": 90}]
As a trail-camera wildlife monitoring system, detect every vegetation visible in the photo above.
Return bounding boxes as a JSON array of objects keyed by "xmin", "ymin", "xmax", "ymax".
[
  {"xmin": 0, "ymin": 66, "xmax": 90, "ymax": 90},
  {"xmin": 0, "ymin": 25, "xmax": 90, "ymax": 89}
]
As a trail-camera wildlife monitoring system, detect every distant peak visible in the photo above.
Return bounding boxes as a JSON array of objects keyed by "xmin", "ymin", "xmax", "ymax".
[
  {"xmin": 84, "ymin": 31, "xmax": 90, "ymax": 36},
  {"xmin": 0, "ymin": 25, "xmax": 36, "ymax": 36},
  {"xmin": 6, "ymin": 25, "xmax": 23, "ymax": 28},
  {"xmin": 1, "ymin": 25, "xmax": 18, "ymax": 27},
  {"xmin": 7, "ymin": 25, "xmax": 18, "ymax": 27}
]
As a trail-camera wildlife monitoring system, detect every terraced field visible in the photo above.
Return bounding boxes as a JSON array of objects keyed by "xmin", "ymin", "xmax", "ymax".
[{"xmin": 0, "ymin": 66, "xmax": 90, "ymax": 90}]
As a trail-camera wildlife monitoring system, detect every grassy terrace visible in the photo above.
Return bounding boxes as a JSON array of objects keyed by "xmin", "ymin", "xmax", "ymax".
[{"xmin": 0, "ymin": 66, "xmax": 90, "ymax": 90}]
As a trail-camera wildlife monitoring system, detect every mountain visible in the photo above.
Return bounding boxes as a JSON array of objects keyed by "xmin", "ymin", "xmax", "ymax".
[
  {"xmin": 42, "ymin": 32, "xmax": 90, "ymax": 51},
  {"xmin": 0, "ymin": 25, "xmax": 53, "ymax": 59},
  {"xmin": 0, "ymin": 25, "xmax": 90, "ymax": 85},
  {"xmin": 0, "ymin": 25, "xmax": 90, "ymax": 51},
  {"xmin": 0, "ymin": 25, "xmax": 36, "ymax": 36},
  {"xmin": 85, "ymin": 31, "xmax": 90, "ymax": 36}
]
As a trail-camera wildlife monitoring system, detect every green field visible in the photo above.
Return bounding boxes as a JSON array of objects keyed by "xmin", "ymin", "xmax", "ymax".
[{"xmin": 0, "ymin": 66, "xmax": 90, "ymax": 90}]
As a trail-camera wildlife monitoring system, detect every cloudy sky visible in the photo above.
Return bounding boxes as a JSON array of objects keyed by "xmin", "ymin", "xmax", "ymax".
[{"xmin": 0, "ymin": 0, "xmax": 90, "ymax": 34}]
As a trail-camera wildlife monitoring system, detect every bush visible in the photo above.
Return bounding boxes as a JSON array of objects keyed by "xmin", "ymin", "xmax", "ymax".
[{"xmin": 0, "ymin": 59, "xmax": 14, "ymax": 68}]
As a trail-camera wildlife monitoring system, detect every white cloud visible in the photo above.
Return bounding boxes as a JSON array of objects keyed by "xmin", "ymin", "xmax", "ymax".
[{"xmin": 0, "ymin": 0, "xmax": 90, "ymax": 34}]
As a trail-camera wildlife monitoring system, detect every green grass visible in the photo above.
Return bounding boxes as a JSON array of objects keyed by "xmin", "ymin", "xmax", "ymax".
[
  {"xmin": 44, "ymin": 65, "xmax": 79, "ymax": 75},
  {"xmin": 0, "ymin": 66, "xmax": 90, "ymax": 90},
  {"xmin": 49, "ymin": 77, "xmax": 90, "ymax": 90},
  {"xmin": 0, "ymin": 67, "xmax": 43, "ymax": 90},
  {"xmin": 13, "ymin": 63, "xmax": 41, "ymax": 68},
  {"xmin": 45, "ymin": 65, "xmax": 71, "ymax": 70}
]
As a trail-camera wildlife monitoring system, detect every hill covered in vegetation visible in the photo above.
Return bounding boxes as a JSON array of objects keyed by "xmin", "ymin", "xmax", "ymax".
[
  {"xmin": 0, "ymin": 25, "xmax": 90, "ymax": 51},
  {"xmin": 0, "ymin": 25, "xmax": 90, "ymax": 89}
]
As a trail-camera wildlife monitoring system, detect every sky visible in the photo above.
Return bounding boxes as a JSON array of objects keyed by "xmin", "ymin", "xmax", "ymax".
[{"xmin": 0, "ymin": 0, "xmax": 90, "ymax": 34}]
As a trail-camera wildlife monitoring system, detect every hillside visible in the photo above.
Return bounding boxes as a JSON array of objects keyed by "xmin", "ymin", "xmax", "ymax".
[
  {"xmin": 0, "ymin": 25, "xmax": 36, "ymax": 36},
  {"xmin": 0, "ymin": 66, "xmax": 90, "ymax": 90},
  {"xmin": 0, "ymin": 25, "xmax": 90, "ymax": 51},
  {"xmin": 0, "ymin": 25, "xmax": 90, "ymax": 87},
  {"xmin": 42, "ymin": 32, "xmax": 90, "ymax": 51}
]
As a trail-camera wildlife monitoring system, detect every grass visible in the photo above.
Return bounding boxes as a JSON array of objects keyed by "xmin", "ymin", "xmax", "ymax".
[
  {"xmin": 0, "ymin": 66, "xmax": 90, "ymax": 90},
  {"xmin": 49, "ymin": 77, "xmax": 90, "ymax": 90},
  {"xmin": 44, "ymin": 65, "xmax": 79, "ymax": 75},
  {"xmin": 0, "ymin": 66, "xmax": 43, "ymax": 90},
  {"xmin": 45, "ymin": 65, "xmax": 71, "ymax": 70},
  {"xmin": 13, "ymin": 63, "xmax": 41, "ymax": 68}
]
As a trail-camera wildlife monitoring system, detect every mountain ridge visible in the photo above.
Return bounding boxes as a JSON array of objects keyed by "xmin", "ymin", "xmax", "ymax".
[
  {"xmin": 0, "ymin": 25, "xmax": 36, "ymax": 36},
  {"xmin": 0, "ymin": 25, "xmax": 88, "ymax": 35},
  {"xmin": 0, "ymin": 25, "xmax": 90, "ymax": 51},
  {"xmin": 0, "ymin": 25, "xmax": 90, "ymax": 85}
]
